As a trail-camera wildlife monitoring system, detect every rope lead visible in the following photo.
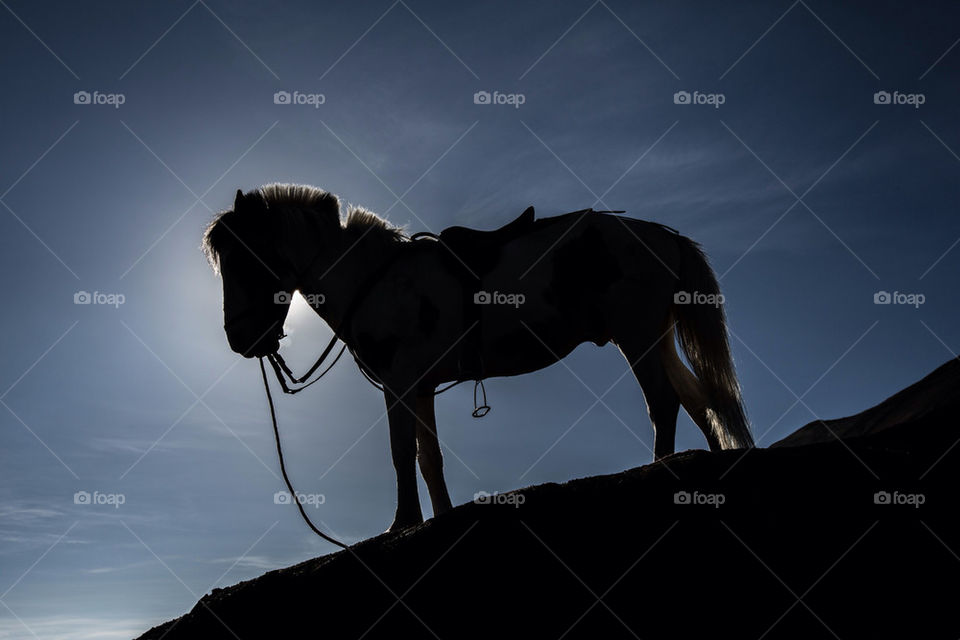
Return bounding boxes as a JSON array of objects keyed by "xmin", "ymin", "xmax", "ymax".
[{"xmin": 259, "ymin": 357, "xmax": 348, "ymax": 549}]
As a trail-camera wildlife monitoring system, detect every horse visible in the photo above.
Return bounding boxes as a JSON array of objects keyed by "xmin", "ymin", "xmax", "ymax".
[{"xmin": 202, "ymin": 184, "xmax": 753, "ymax": 532}]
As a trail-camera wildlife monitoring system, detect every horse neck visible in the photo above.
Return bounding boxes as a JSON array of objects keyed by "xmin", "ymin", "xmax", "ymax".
[{"xmin": 297, "ymin": 227, "xmax": 397, "ymax": 334}]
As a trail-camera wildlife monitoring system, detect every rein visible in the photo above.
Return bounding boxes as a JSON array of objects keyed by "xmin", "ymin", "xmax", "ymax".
[
  {"xmin": 267, "ymin": 343, "xmax": 346, "ymax": 394},
  {"xmin": 259, "ymin": 357, "xmax": 348, "ymax": 548}
]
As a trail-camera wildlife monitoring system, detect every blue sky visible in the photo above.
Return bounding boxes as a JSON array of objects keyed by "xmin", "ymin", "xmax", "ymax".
[{"xmin": 2, "ymin": 1, "xmax": 959, "ymax": 637}]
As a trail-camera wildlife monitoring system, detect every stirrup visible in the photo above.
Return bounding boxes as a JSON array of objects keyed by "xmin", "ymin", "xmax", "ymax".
[{"xmin": 472, "ymin": 379, "xmax": 490, "ymax": 418}]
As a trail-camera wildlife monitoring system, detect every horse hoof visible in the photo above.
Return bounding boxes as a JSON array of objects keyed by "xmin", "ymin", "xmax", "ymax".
[{"xmin": 387, "ymin": 514, "xmax": 424, "ymax": 533}]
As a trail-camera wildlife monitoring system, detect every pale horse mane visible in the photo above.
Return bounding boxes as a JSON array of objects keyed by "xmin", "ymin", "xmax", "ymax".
[{"xmin": 202, "ymin": 183, "xmax": 407, "ymax": 274}]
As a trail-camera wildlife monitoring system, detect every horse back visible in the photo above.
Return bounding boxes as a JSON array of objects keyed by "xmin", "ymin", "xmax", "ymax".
[{"xmin": 472, "ymin": 212, "xmax": 683, "ymax": 375}]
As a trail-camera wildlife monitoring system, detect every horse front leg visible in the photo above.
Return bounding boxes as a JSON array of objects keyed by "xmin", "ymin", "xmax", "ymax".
[
  {"xmin": 416, "ymin": 393, "xmax": 453, "ymax": 517},
  {"xmin": 385, "ymin": 386, "xmax": 424, "ymax": 532}
]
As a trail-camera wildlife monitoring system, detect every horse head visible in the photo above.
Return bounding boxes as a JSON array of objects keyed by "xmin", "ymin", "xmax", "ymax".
[
  {"xmin": 202, "ymin": 189, "xmax": 293, "ymax": 357},
  {"xmin": 204, "ymin": 186, "xmax": 346, "ymax": 358}
]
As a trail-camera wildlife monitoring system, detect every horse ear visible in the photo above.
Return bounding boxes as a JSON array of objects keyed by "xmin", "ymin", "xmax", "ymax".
[{"xmin": 234, "ymin": 189, "xmax": 245, "ymax": 211}]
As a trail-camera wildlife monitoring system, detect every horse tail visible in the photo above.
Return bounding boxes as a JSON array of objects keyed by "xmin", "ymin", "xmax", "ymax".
[{"xmin": 670, "ymin": 236, "xmax": 753, "ymax": 449}]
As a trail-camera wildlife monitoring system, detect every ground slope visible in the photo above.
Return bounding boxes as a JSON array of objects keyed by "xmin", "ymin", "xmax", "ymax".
[{"xmin": 137, "ymin": 359, "xmax": 960, "ymax": 639}]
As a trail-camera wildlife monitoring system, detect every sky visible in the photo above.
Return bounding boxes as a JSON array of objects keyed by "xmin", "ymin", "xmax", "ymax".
[{"xmin": 1, "ymin": 1, "xmax": 959, "ymax": 637}]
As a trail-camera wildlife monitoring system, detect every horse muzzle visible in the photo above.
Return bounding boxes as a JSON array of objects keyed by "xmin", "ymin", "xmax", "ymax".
[
  {"xmin": 224, "ymin": 315, "xmax": 283, "ymax": 359},
  {"xmin": 227, "ymin": 332, "xmax": 280, "ymax": 358},
  {"xmin": 230, "ymin": 334, "xmax": 281, "ymax": 359}
]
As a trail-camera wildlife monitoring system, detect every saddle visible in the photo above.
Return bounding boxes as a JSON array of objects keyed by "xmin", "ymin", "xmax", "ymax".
[
  {"xmin": 420, "ymin": 206, "xmax": 536, "ymax": 386},
  {"xmin": 437, "ymin": 206, "xmax": 535, "ymax": 277},
  {"xmin": 421, "ymin": 206, "xmax": 622, "ymax": 393}
]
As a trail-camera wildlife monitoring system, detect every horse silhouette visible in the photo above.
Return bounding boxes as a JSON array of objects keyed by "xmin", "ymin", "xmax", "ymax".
[{"xmin": 203, "ymin": 184, "xmax": 753, "ymax": 531}]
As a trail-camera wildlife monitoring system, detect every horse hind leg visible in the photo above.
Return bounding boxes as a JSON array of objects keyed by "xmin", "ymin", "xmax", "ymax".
[
  {"xmin": 658, "ymin": 326, "xmax": 723, "ymax": 452},
  {"xmin": 618, "ymin": 340, "xmax": 681, "ymax": 459}
]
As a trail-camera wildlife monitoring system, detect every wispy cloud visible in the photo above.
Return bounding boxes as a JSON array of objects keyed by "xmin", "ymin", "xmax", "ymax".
[{"xmin": 0, "ymin": 616, "xmax": 147, "ymax": 640}]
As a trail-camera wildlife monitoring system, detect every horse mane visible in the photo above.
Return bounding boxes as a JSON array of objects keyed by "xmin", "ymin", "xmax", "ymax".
[
  {"xmin": 261, "ymin": 183, "xmax": 340, "ymax": 214},
  {"xmin": 342, "ymin": 205, "xmax": 407, "ymax": 243},
  {"xmin": 202, "ymin": 183, "xmax": 406, "ymax": 273}
]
